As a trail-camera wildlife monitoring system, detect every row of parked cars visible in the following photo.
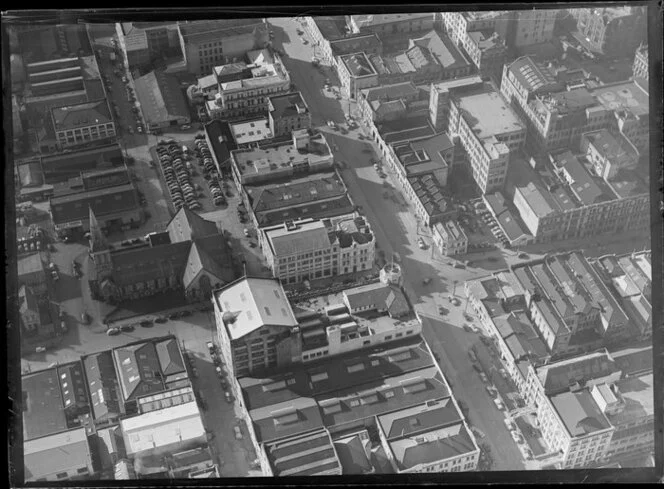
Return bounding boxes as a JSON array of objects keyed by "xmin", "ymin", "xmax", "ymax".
[
  {"xmin": 157, "ymin": 141, "xmax": 201, "ymax": 211},
  {"xmin": 207, "ymin": 342, "xmax": 233, "ymax": 403},
  {"xmin": 194, "ymin": 136, "xmax": 227, "ymax": 206}
]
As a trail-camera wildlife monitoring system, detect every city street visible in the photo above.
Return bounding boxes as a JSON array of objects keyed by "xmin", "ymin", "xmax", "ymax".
[{"xmin": 23, "ymin": 20, "xmax": 650, "ymax": 476}]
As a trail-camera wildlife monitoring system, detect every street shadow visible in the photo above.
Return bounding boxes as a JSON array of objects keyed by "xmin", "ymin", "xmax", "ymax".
[
  {"xmin": 55, "ymin": 273, "xmax": 83, "ymax": 302},
  {"xmin": 280, "ymin": 55, "xmax": 347, "ymax": 123},
  {"xmin": 268, "ymin": 24, "xmax": 290, "ymax": 47},
  {"xmin": 105, "ymin": 291, "xmax": 190, "ymax": 323}
]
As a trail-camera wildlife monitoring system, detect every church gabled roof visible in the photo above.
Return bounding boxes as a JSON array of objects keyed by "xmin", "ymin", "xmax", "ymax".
[
  {"xmin": 166, "ymin": 207, "xmax": 219, "ymax": 243},
  {"xmin": 89, "ymin": 206, "xmax": 109, "ymax": 253}
]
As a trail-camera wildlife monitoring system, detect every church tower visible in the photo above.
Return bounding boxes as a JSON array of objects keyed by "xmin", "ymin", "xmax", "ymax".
[{"xmin": 88, "ymin": 207, "xmax": 113, "ymax": 279}]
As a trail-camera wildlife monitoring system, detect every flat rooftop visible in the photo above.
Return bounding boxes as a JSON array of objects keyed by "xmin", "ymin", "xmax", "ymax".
[
  {"xmin": 312, "ymin": 16, "xmax": 347, "ymax": 41},
  {"xmin": 269, "ymin": 92, "xmax": 309, "ymax": 119},
  {"xmin": 377, "ymin": 114, "xmax": 436, "ymax": 145},
  {"xmin": 608, "ymin": 372, "xmax": 654, "ymax": 426},
  {"xmin": 455, "ymin": 86, "xmax": 524, "ymax": 137},
  {"xmin": 550, "ymin": 389, "xmax": 612, "ymax": 437},
  {"xmin": 239, "ymin": 336, "xmax": 435, "ymax": 411},
  {"xmin": 591, "ymin": 80, "xmax": 649, "ymax": 118},
  {"xmin": 233, "ymin": 133, "xmax": 330, "ymax": 176},
  {"xmin": 230, "ymin": 118, "xmax": 272, "ymax": 146},
  {"xmin": 606, "ymin": 168, "xmax": 649, "ymax": 199},
  {"xmin": 467, "ymin": 29, "xmax": 505, "ymax": 51}
]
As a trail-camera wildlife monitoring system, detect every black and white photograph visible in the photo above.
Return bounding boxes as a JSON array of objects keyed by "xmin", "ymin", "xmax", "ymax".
[{"xmin": 4, "ymin": 4, "xmax": 661, "ymax": 485}]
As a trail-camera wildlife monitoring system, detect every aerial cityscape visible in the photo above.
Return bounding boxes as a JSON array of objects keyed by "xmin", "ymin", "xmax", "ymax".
[{"xmin": 6, "ymin": 6, "xmax": 657, "ymax": 483}]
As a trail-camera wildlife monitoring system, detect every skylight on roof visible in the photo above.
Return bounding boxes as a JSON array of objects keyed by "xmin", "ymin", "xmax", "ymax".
[
  {"xmin": 388, "ymin": 350, "xmax": 413, "ymax": 363},
  {"xmin": 347, "ymin": 363, "xmax": 365, "ymax": 373},
  {"xmin": 274, "ymin": 411, "xmax": 299, "ymax": 425},
  {"xmin": 310, "ymin": 371, "xmax": 329, "ymax": 383},
  {"xmin": 263, "ymin": 380, "xmax": 287, "ymax": 392}
]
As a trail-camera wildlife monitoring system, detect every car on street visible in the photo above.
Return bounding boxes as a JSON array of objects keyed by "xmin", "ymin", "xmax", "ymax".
[
  {"xmin": 35, "ymin": 346, "xmax": 47, "ymax": 353},
  {"xmin": 139, "ymin": 319, "xmax": 153, "ymax": 328},
  {"xmin": 480, "ymin": 373, "xmax": 489, "ymax": 383},
  {"xmin": 494, "ymin": 398, "xmax": 505, "ymax": 411},
  {"xmin": 468, "ymin": 350, "xmax": 478, "ymax": 362},
  {"xmin": 422, "ymin": 277, "xmax": 431, "ymax": 285},
  {"xmin": 81, "ymin": 312, "xmax": 91, "ymax": 324},
  {"xmin": 106, "ymin": 327, "xmax": 121, "ymax": 336},
  {"xmin": 518, "ymin": 252, "xmax": 529, "ymax": 259},
  {"xmin": 120, "ymin": 324, "xmax": 135, "ymax": 332},
  {"xmin": 206, "ymin": 341, "xmax": 216, "ymax": 353},
  {"xmin": 155, "ymin": 316, "xmax": 168, "ymax": 323},
  {"xmin": 224, "ymin": 391, "xmax": 233, "ymax": 403},
  {"xmin": 472, "ymin": 364, "xmax": 482, "ymax": 373},
  {"xmin": 234, "ymin": 426, "xmax": 243, "ymax": 440},
  {"xmin": 463, "ymin": 324, "xmax": 474, "ymax": 333},
  {"xmin": 243, "ymin": 228, "xmax": 251, "ymax": 237},
  {"xmin": 181, "ymin": 124, "xmax": 191, "ymax": 130}
]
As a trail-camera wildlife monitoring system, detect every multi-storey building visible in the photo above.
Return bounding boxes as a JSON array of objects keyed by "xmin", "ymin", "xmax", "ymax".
[
  {"xmin": 262, "ymin": 214, "xmax": 375, "ymax": 285},
  {"xmin": 213, "ymin": 277, "xmax": 301, "ymax": 379},
  {"xmin": 501, "ymin": 9, "xmax": 559, "ymax": 49},
  {"xmin": 522, "ymin": 345, "xmax": 654, "ymax": 469},
  {"xmin": 569, "ymin": 6, "xmax": 647, "ymax": 57},
  {"xmin": 357, "ymin": 81, "xmax": 422, "ymax": 126},
  {"xmin": 348, "ymin": 13, "xmax": 435, "ymax": 36},
  {"xmin": 267, "ymin": 92, "xmax": 311, "ymax": 137},
  {"xmin": 377, "ymin": 398, "xmax": 480, "ymax": 473},
  {"xmin": 594, "ymin": 251, "xmax": 652, "ymax": 340},
  {"xmin": 115, "ymin": 22, "xmax": 180, "ymax": 71},
  {"xmin": 580, "ymin": 129, "xmax": 639, "ymax": 180},
  {"xmin": 592, "ymin": 372, "xmax": 654, "ymax": 463},
  {"xmin": 242, "ymin": 171, "xmax": 356, "ymax": 237},
  {"xmin": 524, "ymin": 350, "xmax": 622, "ymax": 468},
  {"xmin": 501, "ymin": 59, "xmax": 650, "ymax": 155},
  {"xmin": 509, "ymin": 252, "xmax": 633, "ymax": 355},
  {"xmin": 238, "ymin": 334, "xmax": 478, "ymax": 475},
  {"xmin": 432, "ymin": 220, "xmax": 468, "ymax": 256},
  {"xmin": 337, "ymin": 52, "xmax": 379, "ymax": 99},
  {"xmin": 231, "ymin": 129, "xmax": 332, "ymax": 187},
  {"xmin": 229, "ymin": 118, "xmax": 273, "ymax": 148},
  {"xmin": 431, "ymin": 76, "xmax": 526, "ymax": 194},
  {"xmin": 355, "ymin": 30, "xmax": 472, "ymax": 94},
  {"xmin": 206, "ymin": 49, "xmax": 291, "ymax": 121},
  {"xmin": 506, "ymin": 152, "xmax": 649, "ymax": 243},
  {"xmin": 295, "ymin": 281, "xmax": 421, "ymax": 363},
  {"xmin": 632, "ymin": 43, "xmax": 648, "ymax": 80},
  {"xmin": 441, "ymin": 10, "xmax": 557, "ymax": 53},
  {"xmin": 178, "ymin": 19, "xmax": 269, "ymax": 75},
  {"xmin": 51, "ymin": 100, "xmax": 116, "ymax": 149},
  {"xmin": 463, "ymin": 29, "xmax": 507, "ymax": 79}
]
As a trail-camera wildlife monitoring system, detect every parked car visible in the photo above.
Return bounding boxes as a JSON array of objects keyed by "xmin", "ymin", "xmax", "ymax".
[
  {"xmin": 106, "ymin": 327, "xmax": 121, "ymax": 336},
  {"xmin": 155, "ymin": 316, "xmax": 168, "ymax": 323},
  {"xmin": 139, "ymin": 319, "xmax": 153, "ymax": 328},
  {"xmin": 120, "ymin": 324, "xmax": 135, "ymax": 332},
  {"xmin": 233, "ymin": 426, "xmax": 243, "ymax": 440},
  {"xmin": 81, "ymin": 312, "xmax": 91, "ymax": 324},
  {"xmin": 480, "ymin": 373, "xmax": 489, "ymax": 383},
  {"xmin": 224, "ymin": 391, "xmax": 233, "ymax": 403}
]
